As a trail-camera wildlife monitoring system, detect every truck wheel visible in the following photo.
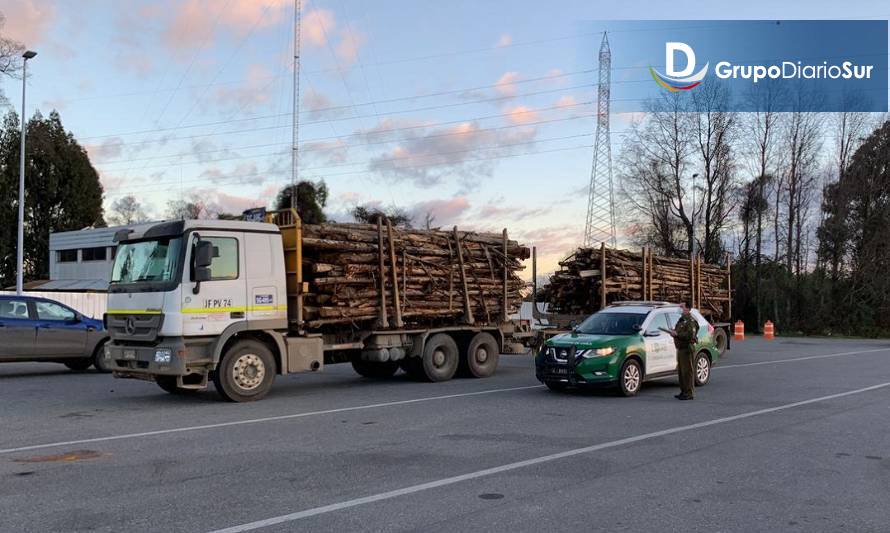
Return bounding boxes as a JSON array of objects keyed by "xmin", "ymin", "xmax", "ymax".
[
  {"xmin": 212, "ymin": 340, "xmax": 276, "ymax": 402},
  {"xmin": 694, "ymin": 352, "xmax": 711, "ymax": 386},
  {"xmin": 156, "ymin": 376, "xmax": 197, "ymax": 395},
  {"xmin": 64, "ymin": 358, "xmax": 93, "ymax": 372},
  {"xmin": 352, "ymin": 358, "xmax": 399, "ymax": 378},
  {"xmin": 460, "ymin": 332, "xmax": 499, "ymax": 378},
  {"xmin": 618, "ymin": 359, "xmax": 642, "ymax": 397},
  {"xmin": 420, "ymin": 333, "xmax": 459, "ymax": 382},
  {"xmin": 712, "ymin": 328, "xmax": 728, "ymax": 356}
]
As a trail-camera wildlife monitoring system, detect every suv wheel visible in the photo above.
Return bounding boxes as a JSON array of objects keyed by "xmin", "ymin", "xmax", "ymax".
[
  {"xmin": 212, "ymin": 340, "xmax": 276, "ymax": 402},
  {"xmin": 618, "ymin": 359, "xmax": 642, "ymax": 397},
  {"xmin": 694, "ymin": 352, "xmax": 711, "ymax": 386}
]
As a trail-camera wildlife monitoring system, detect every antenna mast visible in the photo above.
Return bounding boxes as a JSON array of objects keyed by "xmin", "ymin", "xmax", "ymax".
[
  {"xmin": 583, "ymin": 32, "xmax": 616, "ymax": 248},
  {"xmin": 291, "ymin": 0, "xmax": 302, "ymax": 208}
]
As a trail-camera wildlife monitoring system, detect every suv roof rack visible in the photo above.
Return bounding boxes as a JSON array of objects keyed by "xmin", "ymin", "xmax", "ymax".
[{"xmin": 609, "ymin": 301, "xmax": 678, "ymax": 307}]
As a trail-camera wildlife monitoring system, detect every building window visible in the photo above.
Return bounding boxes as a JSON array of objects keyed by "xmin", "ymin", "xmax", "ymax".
[
  {"xmin": 82, "ymin": 246, "xmax": 107, "ymax": 261},
  {"xmin": 57, "ymin": 249, "xmax": 78, "ymax": 263}
]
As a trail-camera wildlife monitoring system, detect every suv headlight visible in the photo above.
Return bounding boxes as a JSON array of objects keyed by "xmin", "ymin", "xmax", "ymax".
[{"xmin": 594, "ymin": 347, "xmax": 615, "ymax": 357}]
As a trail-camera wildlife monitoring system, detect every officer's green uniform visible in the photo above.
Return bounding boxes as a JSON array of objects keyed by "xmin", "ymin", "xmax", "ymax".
[{"xmin": 673, "ymin": 313, "xmax": 700, "ymax": 398}]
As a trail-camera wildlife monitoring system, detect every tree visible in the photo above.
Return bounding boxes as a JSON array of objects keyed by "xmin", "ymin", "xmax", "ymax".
[
  {"xmin": 275, "ymin": 180, "xmax": 328, "ymax": 223},
  {"xmin": 166, "ymin": 195, "xmax": 207, "ymax": 220},
  {"xmin": 0, "ymin": 14, "xmax": 25, "ymax": 106},
  {"xmin": 351, "ymin": 205, "xmax": 413, "ymax": 228},
  {"xmin": 0, "ymin": 110, "xmax": 105, "ymax": 284},
  {"xmin": 108, "ymin": 195, "xmax": 148, "ymax": 225}
]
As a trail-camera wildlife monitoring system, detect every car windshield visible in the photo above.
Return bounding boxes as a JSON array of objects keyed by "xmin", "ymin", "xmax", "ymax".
[
  {"xmin": 576, "ymin": 311, "xmax": 647, "ymax": 335},
  {"xmin": 110, "ymin": 237, "xmax": 183, "ymax": 284}
]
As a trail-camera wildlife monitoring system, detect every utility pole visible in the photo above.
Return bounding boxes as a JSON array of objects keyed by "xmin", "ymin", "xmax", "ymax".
[
  {"xmin": 17, "ymin": 50, "xmax": 37, "ymax": 296},
  {"xmin": 290, "ymin": 0, "xmax": 302, "ymax": 209},
  {"xmin": 583, "ymin": 33, "xmax": 616, "ymax": 249}
]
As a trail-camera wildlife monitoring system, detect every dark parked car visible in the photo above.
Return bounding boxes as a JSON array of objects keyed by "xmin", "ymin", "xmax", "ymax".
[{"xmin": 0, "ymin": 295, "xmax": 110, "ymax": 372}]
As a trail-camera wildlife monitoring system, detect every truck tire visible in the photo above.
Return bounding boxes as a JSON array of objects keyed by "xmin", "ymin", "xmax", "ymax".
[
  {"xmin": 419, "ymin": 333, "xmax": 459, "ymax": 382},
  {"xmin": 352, "ymin": 358, "xmax": 399, "ymax": 378},
  {"xmin": 712, "ymin": 327, "xmax": 728, "ymax": 356},
  {"xmin": 156, "ymin": 376, "xmax": 197, "ymax": 395},
  {"xmin": 460, "ymin": 332, "xmax": 499, "ymax": 378},
  {"xmin": 212, "ymin": 340, "xmax": 276, "ymax": 402},
  {"xmin": 64, "ymin": 358, "xmax": 93, "ymax": 372}
]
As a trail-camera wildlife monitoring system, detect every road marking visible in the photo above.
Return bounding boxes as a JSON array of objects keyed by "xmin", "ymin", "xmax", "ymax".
[
  {"xmin": 715, "ymin": 347, "xmax": 890, "ymax": 369},
  {"xmin": 2, "ymin": 346, "xmax": 887, "ymax": 456},
  {"xmin": 207, "ymin": 381, "xmax": 890, "ymax": 533},
  {"xmin": 0, "ymin": 385, "xmax": 544, "ymax": 455}
]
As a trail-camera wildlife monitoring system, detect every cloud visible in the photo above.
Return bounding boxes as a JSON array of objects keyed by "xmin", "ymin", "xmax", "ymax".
[
  {"xmin": 516, "ymin": 224, "xmax": 582, "ymax": 271},
  {"xmin": 367, "ymin": 120, "xmax": 538, "ymax": 188},
  {"xmin": 495, "ymin": 71, "xmax": 520, "ymax": 98},
  {"xmin": 214, "ymin": 64, "xmax": 273, "ymax": 113},
  {"xmin": 199, "ymin": 163, "xmax": 261, "ymax": 185},
  {"xmin": 554, "ymin": 95, "xmax": 578, "ymax": 109},
  {"xmin": 336, "ymin": 28, "xmax": 365, "ymax": 66},
  {"xmin": 302, "ymin": 138, "xmax": 349, "ymax": 166},
  {"xmin": 303, "ymin": 88, "xmax": 348, "ymax": 120},
  {"xmin": 164, "ymin": 0, "xmax": 291, "ymax": 50},
  {"xmin": 408, "ymin": 196, "xmax": 471, "ymax": 227},
  {"xmin": 505, "ymin": 105, "xmax": 539, "ymax": 125},
  {"xmin": 0, "ymin": 0, "xmax": 54, "ymax": 43},
  {"xmin": 85, "ymin": 137, "xmax": 124, "ymax": 162},
  {"xmin": 303, "ymin": 8, "xmax": 336, "ymax": 47},
  {"xmin": 495, "ymin": 34, "xmax": 512, "ymax": 47}
]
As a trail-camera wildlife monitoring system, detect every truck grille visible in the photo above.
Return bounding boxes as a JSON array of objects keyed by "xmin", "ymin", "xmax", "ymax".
[{"xmin": 106, "ymin": 313, "xmax": 164, "ymax": 342}]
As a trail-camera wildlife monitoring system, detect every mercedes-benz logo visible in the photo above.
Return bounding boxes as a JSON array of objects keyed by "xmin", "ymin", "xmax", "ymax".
[{"xmin": 125, "ymin": 317, "xmax": 137, "ymax": 335}]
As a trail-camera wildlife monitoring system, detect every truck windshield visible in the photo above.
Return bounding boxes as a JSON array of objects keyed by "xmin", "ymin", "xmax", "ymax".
[
  {"xmin": 111, "ymin": 237, "xmax": 183, "ymax": 284},
  {"xmin": 577, "ymin": 312, "xmax": 647, "ymax": 336}
]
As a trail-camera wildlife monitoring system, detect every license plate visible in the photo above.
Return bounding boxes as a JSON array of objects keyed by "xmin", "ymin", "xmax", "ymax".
[
  {"xmin": 550, "ymin": 367, "xmax": 568, "ymax": 375},
  {"xmin": 123, "ymin": 349, "xmax": 136, "ymax": 360}
]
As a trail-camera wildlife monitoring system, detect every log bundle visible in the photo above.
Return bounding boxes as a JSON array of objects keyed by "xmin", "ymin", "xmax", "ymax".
[
  {"xmin": 545, "ymin": 246, "xmax": 731, "ymax": 320},
  {"xmin": 300, "ymin": 221, "xmax": 530, "ymax": 329}
]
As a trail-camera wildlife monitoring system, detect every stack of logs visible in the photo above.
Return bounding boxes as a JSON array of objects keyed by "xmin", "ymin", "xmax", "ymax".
[
  {"xmin": 545, "ymin": 246, "xmax": 731, "ymax": 320},
  {"xmin": 300, "ymin": 221, "xmax": 530, "ymax": 329}
]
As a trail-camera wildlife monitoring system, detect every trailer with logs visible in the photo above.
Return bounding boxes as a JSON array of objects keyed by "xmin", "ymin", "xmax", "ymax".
[
  {"xmin": 104, "ymin": 209, "xmax": 532, "ymax": 401},
  {"xmin": 530, "ymin": 244, "xmax": 732, "ymax": 354}
]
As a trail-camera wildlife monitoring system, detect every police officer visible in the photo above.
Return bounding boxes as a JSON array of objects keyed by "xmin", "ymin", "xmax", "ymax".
[{"xmin": 662, "ymin": 302, "xmax": 699, "ymax": 400}]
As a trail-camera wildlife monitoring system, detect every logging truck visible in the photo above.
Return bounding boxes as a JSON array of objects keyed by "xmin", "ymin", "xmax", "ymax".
[{"xmin": 102, "ymin": 210, "xmax": 530, "ymax": 402}]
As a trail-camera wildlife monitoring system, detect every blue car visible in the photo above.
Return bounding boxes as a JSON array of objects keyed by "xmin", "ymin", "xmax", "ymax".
[{"xmin": 0, "ymin": 296, "xmax": 110, "ymax": 372}]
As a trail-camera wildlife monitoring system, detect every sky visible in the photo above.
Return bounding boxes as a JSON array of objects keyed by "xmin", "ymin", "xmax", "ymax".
[{"xmin": 1, "ymin": 0, "xmax": 888, "ymax": 276}]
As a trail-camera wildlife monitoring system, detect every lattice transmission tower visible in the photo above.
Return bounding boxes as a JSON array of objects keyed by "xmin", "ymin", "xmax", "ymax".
[{"xmin": 583, "ymin": 32, "xmax": 616, "ymax": 248}]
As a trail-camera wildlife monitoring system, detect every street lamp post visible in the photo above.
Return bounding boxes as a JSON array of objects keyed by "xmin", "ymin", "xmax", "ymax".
[
  {"xmin": 690, "ymin": 173, "xmax": 699, "ymax": 261},
  {"xmin": 17, "ymin": 50, "xmax": 37, "ymax": 296}
]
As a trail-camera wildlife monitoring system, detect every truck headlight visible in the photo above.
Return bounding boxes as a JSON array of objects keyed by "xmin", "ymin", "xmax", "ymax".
[
  {"xmin": 154, "ymin": 348, "xmax": 172, "ymax": 363},
  {"xmin": 594, "ymin": 347, "xmax": 615, "ymax": 357}
]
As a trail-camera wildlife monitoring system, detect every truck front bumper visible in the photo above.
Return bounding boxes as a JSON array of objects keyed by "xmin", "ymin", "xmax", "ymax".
[{"xmin": 105, "ymin": 339, "xmax": 194, "ymax": 379}]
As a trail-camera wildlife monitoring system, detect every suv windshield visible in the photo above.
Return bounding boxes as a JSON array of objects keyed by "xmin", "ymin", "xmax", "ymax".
[
  {"xmin": 577, "ymin": 311, "xmax": 647, "ymax": 335},
  {"xmin": 111, "ymin": 237, "xmax": 183, "ymax": 284}
]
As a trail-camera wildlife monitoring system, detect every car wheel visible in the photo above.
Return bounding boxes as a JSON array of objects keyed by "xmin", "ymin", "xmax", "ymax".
[
  {"xmin": 156, "ymin": 376, "xmax": 197, "ymax": 395},
  {"xmin": 91, "ymin": 340, "xmax": 111, "ymax": 373},
  {"xmin": 712, "ymin": 328, "xmax": 728, "ymax": 356},
  {"xmin": 351, "ymin": 357, "xmax": 399, "ymax": 378},
  {"xmin": 618, "ymin": 359, "xmax": 642, "ymax": 397},
  {"xmin": 419, "ymin": 333, "xmax": 459, "ymax": 382},
  {"xmin": 545, "ymin": 380, "xmax": 568, "ymax": 392},
  {"xmin": 64, "ymin": 358, "xmax": 93, "ymax": 372},
  {"xmin": 212, "ymin": 340, "xmax": 276, "ymax": 402},
  {"xmin": 694, "ymin": 352, "xmax": 711, "ymax": 386},
  {"xmin": 460, "ymin": 332, "xmax": 499, "ymax": 378}
]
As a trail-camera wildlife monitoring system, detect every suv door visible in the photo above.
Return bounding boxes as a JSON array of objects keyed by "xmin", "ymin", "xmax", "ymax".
[
  {"xmin": 0, "ymin": 298, "xmax": 37, "ymax": 360},
  {"xmin": 33, "ymin": 300, "xmax": 89, "ymax": 357},
  {"xmin": 642, "ymin": 311, "xmax": 677, "ymax": 374}
]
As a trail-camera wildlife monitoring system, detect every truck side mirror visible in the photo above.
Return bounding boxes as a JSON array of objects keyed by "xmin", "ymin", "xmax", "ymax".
[{"xmin": 195, "ymin": 241, "xmax": 214, "ymax": 268}]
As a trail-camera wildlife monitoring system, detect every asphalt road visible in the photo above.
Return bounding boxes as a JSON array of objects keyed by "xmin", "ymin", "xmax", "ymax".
[{"xmin": 1, "ymin": 336, "xmax": 889, "ymax": 533}]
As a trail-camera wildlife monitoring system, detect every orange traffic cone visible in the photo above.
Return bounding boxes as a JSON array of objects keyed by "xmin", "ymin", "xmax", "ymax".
[
  {"xmin": 764, "ymin": 320, "xmax": 775, "ymax": 340},
  {"xmin": 733, "ymin": 320, "xmax": 745, "ymax": 341}
]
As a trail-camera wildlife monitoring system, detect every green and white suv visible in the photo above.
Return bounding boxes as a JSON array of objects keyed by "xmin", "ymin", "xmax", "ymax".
[{"xmin": 535, "ymin": 302, "xmax": 726, "ymax": 396}]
